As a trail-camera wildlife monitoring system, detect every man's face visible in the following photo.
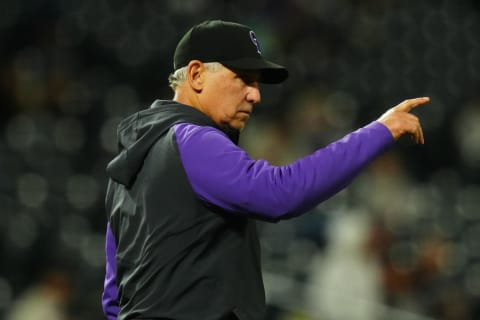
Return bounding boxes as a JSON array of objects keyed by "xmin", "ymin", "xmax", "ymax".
[{"xmin": 199, "ymin": 65, "xmax": 261, "ymax": 131}]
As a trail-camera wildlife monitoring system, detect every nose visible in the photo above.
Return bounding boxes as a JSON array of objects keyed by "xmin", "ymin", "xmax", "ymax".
[{"xmin": 246, "ymin": 82, "xmax": 261, "ymax": 104}]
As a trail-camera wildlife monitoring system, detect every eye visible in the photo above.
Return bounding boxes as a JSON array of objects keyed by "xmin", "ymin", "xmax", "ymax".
[
  {"xmin": 233, "ymin": 70, "xmax": 260, "ymax": 85},
  {"xmin": 239, "ymin": 75, "xmax": 254, "ymax": 84}
]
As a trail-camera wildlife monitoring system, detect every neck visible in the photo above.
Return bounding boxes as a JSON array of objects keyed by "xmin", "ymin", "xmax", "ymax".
[
  {"xmin": 174, "ymin": 88, "xmax": 213, "ymax": 123},
  {"xmin": 174, "ymin": 89, "xmax": 199, "ymax": 110}
]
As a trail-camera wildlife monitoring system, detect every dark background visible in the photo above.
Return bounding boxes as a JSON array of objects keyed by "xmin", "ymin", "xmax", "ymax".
[{"xmin": 0, "ymin": 0, "xmax": 479, "ymax": 319}]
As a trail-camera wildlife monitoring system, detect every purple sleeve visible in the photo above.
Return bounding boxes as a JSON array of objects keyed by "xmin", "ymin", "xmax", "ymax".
[
  {"xmin": 174, "ymin": 121, "xmax": 394, "ymax": 220},
  {"xmin": 102, "ymin": 223, "xmax": 119, "ymax": 320}
]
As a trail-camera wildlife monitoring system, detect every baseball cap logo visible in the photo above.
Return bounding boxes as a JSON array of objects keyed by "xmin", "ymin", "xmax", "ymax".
[{"xmin": 249, "ymin": 31, "xmax": 262, "ymax": 54}]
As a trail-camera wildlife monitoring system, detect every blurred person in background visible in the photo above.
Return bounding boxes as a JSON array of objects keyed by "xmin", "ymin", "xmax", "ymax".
[
  {"xmin": 102, "ymin": 19, "xmax": 429, "ymax": 320},
  {"xmin": 6, "ymin": 270, "xmax": 71, "ymax": 320},
  {"xmin": 306, "ymin": 210, "xmax": 384, "ymax": 320}
]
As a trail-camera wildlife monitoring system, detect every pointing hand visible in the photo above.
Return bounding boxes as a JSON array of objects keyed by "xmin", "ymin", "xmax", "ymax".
[{"xmin": 377, "ymin": 97, "xmax": 430, "ymax": 144}]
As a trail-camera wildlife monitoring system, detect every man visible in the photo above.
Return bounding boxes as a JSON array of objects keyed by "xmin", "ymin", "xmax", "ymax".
[{"xmin": 102, "ymin": 20, "xmax": 429, "ymax": 320}]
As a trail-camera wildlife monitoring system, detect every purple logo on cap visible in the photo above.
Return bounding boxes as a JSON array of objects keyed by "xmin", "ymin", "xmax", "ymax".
[{"xmin": 249, "ymin": 31, "xmax": 262, "ymax": 54}]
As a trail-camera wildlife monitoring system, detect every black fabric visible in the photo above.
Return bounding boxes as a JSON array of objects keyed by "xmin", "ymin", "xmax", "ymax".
[
  {"xmin": 173, "ymin": 20, "xmax": 288, "ymax": 84},
  {"xmin": 106, "ymin": 100, "xmax": 265, "ymax": 320},
  {"xmin": 107, "ymin": 100, "xmax": 238, "ymax": 188}
]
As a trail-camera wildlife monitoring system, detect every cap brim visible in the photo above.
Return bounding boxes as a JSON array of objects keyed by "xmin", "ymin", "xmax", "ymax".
[{"xmin": 221, "ymin": 58, "xmax": 288, "ymax": 84}]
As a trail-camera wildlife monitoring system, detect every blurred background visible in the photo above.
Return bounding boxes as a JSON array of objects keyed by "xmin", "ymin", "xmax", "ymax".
[{"xmin": 0, "ymin": 0, "xmax": 479, "ymax": 319}]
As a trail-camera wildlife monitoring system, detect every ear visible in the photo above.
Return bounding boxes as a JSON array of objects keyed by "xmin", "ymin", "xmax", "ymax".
[{"xmin": 187, "ymin": 60, "xmax": 205, "ymax": 92}]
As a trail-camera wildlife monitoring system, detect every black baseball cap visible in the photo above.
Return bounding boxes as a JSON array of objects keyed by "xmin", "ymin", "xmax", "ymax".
[{"xmin": 173, "ymin": 20, "xmax": 288, "ymax": 84}]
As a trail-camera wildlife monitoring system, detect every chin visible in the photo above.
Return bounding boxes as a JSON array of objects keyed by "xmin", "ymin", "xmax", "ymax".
[
  {"xmin": 234, "ymin": 122, "xmax": 248, "ymax": 131},
  {"xmin": 220, "ymin": 122, "xmax": 244, "ymax": 132},
  {"xmin": 223, "ymin": 119, "xmax": 245, "ymax": 131}
]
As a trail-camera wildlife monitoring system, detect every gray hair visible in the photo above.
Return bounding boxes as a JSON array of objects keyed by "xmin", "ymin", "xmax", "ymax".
[{"xmin": 168, "ymin": 62, "xmax": 224, "ymax": 91}]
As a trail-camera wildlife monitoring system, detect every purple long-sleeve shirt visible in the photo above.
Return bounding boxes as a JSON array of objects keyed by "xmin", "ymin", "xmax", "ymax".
[
  {"xmin": 102, "ymin": 118, "xmax": 394, "ymax": 319},
  {"xmin": 102, "ymin": 223, "xmax": 119, "ymax": 320},
  {"xmin": 174, "ymin": 120, "xmax": 393, "ymax": 218}
]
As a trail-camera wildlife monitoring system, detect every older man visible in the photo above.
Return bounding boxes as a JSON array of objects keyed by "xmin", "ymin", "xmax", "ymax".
[{"xmin": 102, "ymin": 20, "xmax": 429, "ymax": 320}]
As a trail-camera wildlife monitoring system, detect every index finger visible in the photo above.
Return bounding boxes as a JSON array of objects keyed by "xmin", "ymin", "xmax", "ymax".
[{"xmin": 395, "ymin": 97, "xmax": 430, "ymax": 113}]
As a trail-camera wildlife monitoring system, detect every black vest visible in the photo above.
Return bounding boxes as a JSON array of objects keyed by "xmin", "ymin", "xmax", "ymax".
[{"xmin": 106, "ymin": 101, "xmax": 265, "ymax": 320}]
